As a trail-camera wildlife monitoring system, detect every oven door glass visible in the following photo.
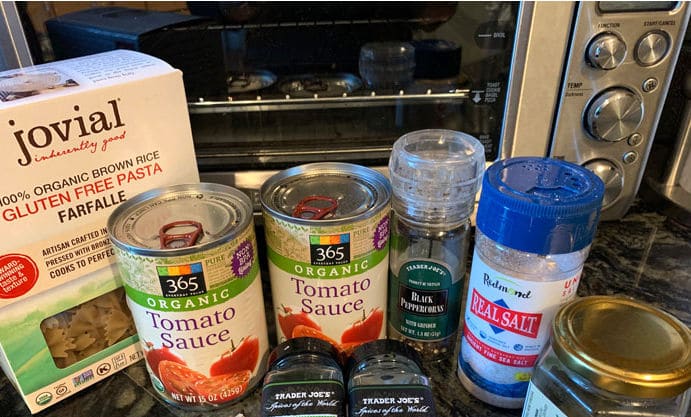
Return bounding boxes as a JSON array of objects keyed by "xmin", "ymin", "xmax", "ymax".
[
  {"xmin": 184, "ymin": 2, "xmax": 519, "ymax": 171},
  {"xmin": 17, "ymin": 1, "xmax": 519, "ymax": 170}
]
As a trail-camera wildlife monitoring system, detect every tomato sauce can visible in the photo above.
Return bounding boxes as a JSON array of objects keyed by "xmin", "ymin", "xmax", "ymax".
[
  {"xmin": 107, "ymin": 183, "xmax": 269, "ymax": 409},
  {"xmin": 260, "ymin": 163, "xmax": 391, "ymax": 357}
]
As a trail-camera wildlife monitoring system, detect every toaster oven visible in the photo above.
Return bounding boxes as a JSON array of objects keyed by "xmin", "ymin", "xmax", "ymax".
[
  {"xmin": 189, "ymin": 1, "xmax": 689, "ymax": 221},
  {"xmin": 4, "ymin": 1, "xmax": 690, "ymax": 220}
]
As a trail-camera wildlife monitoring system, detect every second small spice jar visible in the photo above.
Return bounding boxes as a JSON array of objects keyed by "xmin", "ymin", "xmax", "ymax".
[
  {"xmin": 261, "ymin": 337, "xmax": 345, "ymax": 417},
  {"xmin": 347, "ymin": 339, "xmax": 437, "ymax": 417},
  {"xmin": 522, "ymin": 296, "xmax": 691, "ymax": 417}
]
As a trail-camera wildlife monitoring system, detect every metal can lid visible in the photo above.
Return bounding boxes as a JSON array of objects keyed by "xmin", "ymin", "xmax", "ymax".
[
  {"xmin": 108, "ymin": 183, "xmax": 253, "ymax": 256},
  {"xmin": 552, "ymin": 296, "xmax": 691, "ymax": 398},
  {"xmin": 260, "ymin": 162, "xmax": 391, "ymax": 224}
]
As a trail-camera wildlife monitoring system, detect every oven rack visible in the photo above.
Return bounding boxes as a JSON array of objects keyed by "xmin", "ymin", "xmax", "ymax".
[
  {"xmin": 188, "ymin": 89, "xmax": 470, "ymax": 113},
  {"xmin": 191, "ymin": 17, "xmax": 435, "ymax": 31}
]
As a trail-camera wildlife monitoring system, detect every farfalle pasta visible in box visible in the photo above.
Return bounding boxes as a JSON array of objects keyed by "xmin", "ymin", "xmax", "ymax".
[
  {"xmin": 0, "ymin": 50, "xmax": 199, "ymax": 414},
  {"xmin": 40, "ymin": 287, "xmax": 136, "ymax": 368}
]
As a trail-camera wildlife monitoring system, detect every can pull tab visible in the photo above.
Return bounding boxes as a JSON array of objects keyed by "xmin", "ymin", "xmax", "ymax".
[
  {"xmin": 159, "ymin": 220, "xmax": 203, "ymax": 249},
  {"xmin": 292, "ymin": 196, "xmax": 338, "ymax": 220}
]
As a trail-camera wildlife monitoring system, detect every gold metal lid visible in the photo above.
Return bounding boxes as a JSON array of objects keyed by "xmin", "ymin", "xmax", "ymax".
[{"xmin": 552, "ymin": 296, "xmax": 691, "ymax": 398}]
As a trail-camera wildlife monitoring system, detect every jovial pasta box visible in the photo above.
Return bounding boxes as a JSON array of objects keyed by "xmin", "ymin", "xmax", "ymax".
[{"xmin": 0, "ymin": 49, "xmax": 200, "ymax": 413}]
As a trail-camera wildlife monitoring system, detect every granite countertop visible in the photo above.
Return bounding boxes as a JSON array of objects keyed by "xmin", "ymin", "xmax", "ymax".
[{"xmin": 2, "ymin": 199, "xmax": 690, "ymax": 417}]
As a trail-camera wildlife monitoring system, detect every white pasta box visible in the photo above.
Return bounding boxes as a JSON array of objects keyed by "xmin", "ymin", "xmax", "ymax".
[{"xmin": 0, "ymin": 49, "xmax": 200, "ymax": 413}]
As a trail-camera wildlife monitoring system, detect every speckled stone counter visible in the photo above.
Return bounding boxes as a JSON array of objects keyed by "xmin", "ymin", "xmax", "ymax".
[{"xmin": 2, "ymin": 199, "xmax": 690, "ymax": 417}]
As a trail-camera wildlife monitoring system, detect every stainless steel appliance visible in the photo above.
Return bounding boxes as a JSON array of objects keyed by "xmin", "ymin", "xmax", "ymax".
[
  {"xmin": 643, "ymin": 70, "xmax": 691, "ymax": 224},
  {"xmin": 549, "ymin": 2, "xmax": 690, "ymax": 220},
  {"xmin": 190, "ymin": 2, "xmax": 691, "ymax": 221},
  {"xmin": 3, "ymin": 1, "xmax": 690, "ymax": 220}
]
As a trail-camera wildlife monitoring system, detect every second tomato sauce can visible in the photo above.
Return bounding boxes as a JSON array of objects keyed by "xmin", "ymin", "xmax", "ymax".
[
  {"xmin": 260, "ymin": 163, "xmax": 391, "ymax": 356},
  {"xmin": 107, "ymin": 183, "xmax": 269, "ymax": 410}
]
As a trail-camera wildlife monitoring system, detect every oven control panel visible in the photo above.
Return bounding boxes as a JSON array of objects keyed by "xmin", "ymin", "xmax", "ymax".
[{"xmin": 550, "ymin": 1, "xmax": 690, "ymax": 220}]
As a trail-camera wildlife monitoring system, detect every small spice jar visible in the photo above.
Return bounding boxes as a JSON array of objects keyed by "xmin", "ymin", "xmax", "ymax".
[
  {"xmin": 522, "ymin": 296, "xmax": 691, "ymax": 417},
  {"xmin": 261, "ymin": 337, "xmax": 345, "ymax": 417},
  {"xmin": 347, "ymin": 339, "xmax": 437, "ymax": 417}
]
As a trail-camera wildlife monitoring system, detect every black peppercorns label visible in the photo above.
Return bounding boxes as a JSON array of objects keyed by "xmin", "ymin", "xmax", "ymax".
[
  {"xmin": 389, "ymin": 260, "xmax": 460, "ymax": 340},
  {"xmin": 262, "ymin": 380, "xmax": 345, "ymax": 417},
  {"xmin": 348, "ymin": 385, "xmax": 437, "ymax": 417}
]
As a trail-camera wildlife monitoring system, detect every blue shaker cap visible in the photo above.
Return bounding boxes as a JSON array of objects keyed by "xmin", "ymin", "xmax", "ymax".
[{"xmin": 476, "ymin": 157, "xmax": 605, "ymax": 254}]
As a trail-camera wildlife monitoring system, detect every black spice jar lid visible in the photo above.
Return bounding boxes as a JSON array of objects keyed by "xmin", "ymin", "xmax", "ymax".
[
  {"xmin": 348, "ymin": 339, "xmax": 423, "ymax": 371},
  {"xmin": 268, "ymin": 337, "xmax": 340, "ymax": 369}
]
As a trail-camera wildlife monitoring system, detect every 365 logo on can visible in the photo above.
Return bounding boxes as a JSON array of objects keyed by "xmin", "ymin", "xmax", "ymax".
[
  {"xmin": 310, "ymin": 233, "xmax": 350, "ymax": 265},
  {"xmin": 157, "ymin": 263, "xmax": 207, "ymax": 297}
]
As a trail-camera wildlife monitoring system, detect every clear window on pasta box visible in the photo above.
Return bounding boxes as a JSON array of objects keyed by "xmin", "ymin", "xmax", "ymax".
[
  {"xmin": 40, "ymin": 288, "xmax": 136, "ymax": 369},
  {"xmin": 0, "ymin": 280, "xmax": 143, "ymax": 414}
]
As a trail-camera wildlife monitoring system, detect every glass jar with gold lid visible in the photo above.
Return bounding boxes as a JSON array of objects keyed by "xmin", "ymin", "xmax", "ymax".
[{"xmin": 521, "ymin": 296, "xmax": 691, "ymax": 417}]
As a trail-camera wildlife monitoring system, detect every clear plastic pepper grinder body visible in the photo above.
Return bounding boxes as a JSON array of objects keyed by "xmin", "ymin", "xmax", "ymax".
[
  {"xmin": 388, "ymin": 215, "xmax": 471, "ymax": 356},
  {"xmin": 387, "ymin": 129, "xmax": 485, "ymax": 362}
]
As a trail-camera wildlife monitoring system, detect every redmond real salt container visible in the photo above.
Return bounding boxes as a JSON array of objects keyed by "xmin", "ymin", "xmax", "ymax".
[
  {"xmin": 107, "ymin": 183, "xmax": 269, "ymax": 410},
  {"xmin": 457, "ymin": 157, "xmax": 605, "ymax": 408},
  {"xmin": 260, "ymin": 162, "xmax": 391, "ymax": 357},
  {"xmin": 522, "ymin": 296, "xmax": 691, "ymax": 417}
]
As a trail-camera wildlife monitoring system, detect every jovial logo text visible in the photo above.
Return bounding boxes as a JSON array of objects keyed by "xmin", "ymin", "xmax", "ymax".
[{"xmin": 10, "ymin": 99, "xmax": 125, "ymax": 167}]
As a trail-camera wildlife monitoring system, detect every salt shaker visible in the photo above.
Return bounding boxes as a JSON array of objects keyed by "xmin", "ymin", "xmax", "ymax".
[
  {"xmin": 457, "ymin": 157, "xmax": 605, "ymax": 408},
  {"xmin": 387, "ymin": 129, "xmax": 485, "ymax": 361}
]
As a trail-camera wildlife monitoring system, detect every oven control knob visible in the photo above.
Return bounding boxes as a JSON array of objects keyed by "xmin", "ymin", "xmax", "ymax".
[
  {"xmin": 635, "ymin": 31, "xmax": 669, "ymax": 66},
  {"xmin": 587, "ymin": 33, "xmax": 626, "ymax": 70},
  {"xmin": 585, "ymin": 88, "xmax": 643, "ymax": 142},
  {"xmin": 584, "ymin": 159, "xmax": 622, "ymax": 208}
]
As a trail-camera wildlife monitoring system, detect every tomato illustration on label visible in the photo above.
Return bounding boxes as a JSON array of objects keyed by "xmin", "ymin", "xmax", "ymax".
[
  {"xmin": 144, "ymin": 342, "xmax": 186, "ymax": 380},
  {"xmin": 292, "ymin": 324, "xmax": 340, "ymax": 346},
  {"xmin": 159, "ymin": 360, "xmax": 251, "ymax": 404},
  {"xmin": 209, "ymin": 336, "xmax": 259, "ymax": 376},
  {"xmin": 341, "ymin": 308, "xmax": 383, "ymax": 344},
  {"xmin": 158, "ymin": 360, "xmax": 206, "ymax": 400},
  {"xmin": 195, "ymin": 370, "xmax": 251, "ymax": 404},
  {"xmin": 292, "ymin": 325, "xmax": 359, "ymax": 363},
  {"xmin": 277, "ymin": 305, "xmax": 321, "ymax": 339}
]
